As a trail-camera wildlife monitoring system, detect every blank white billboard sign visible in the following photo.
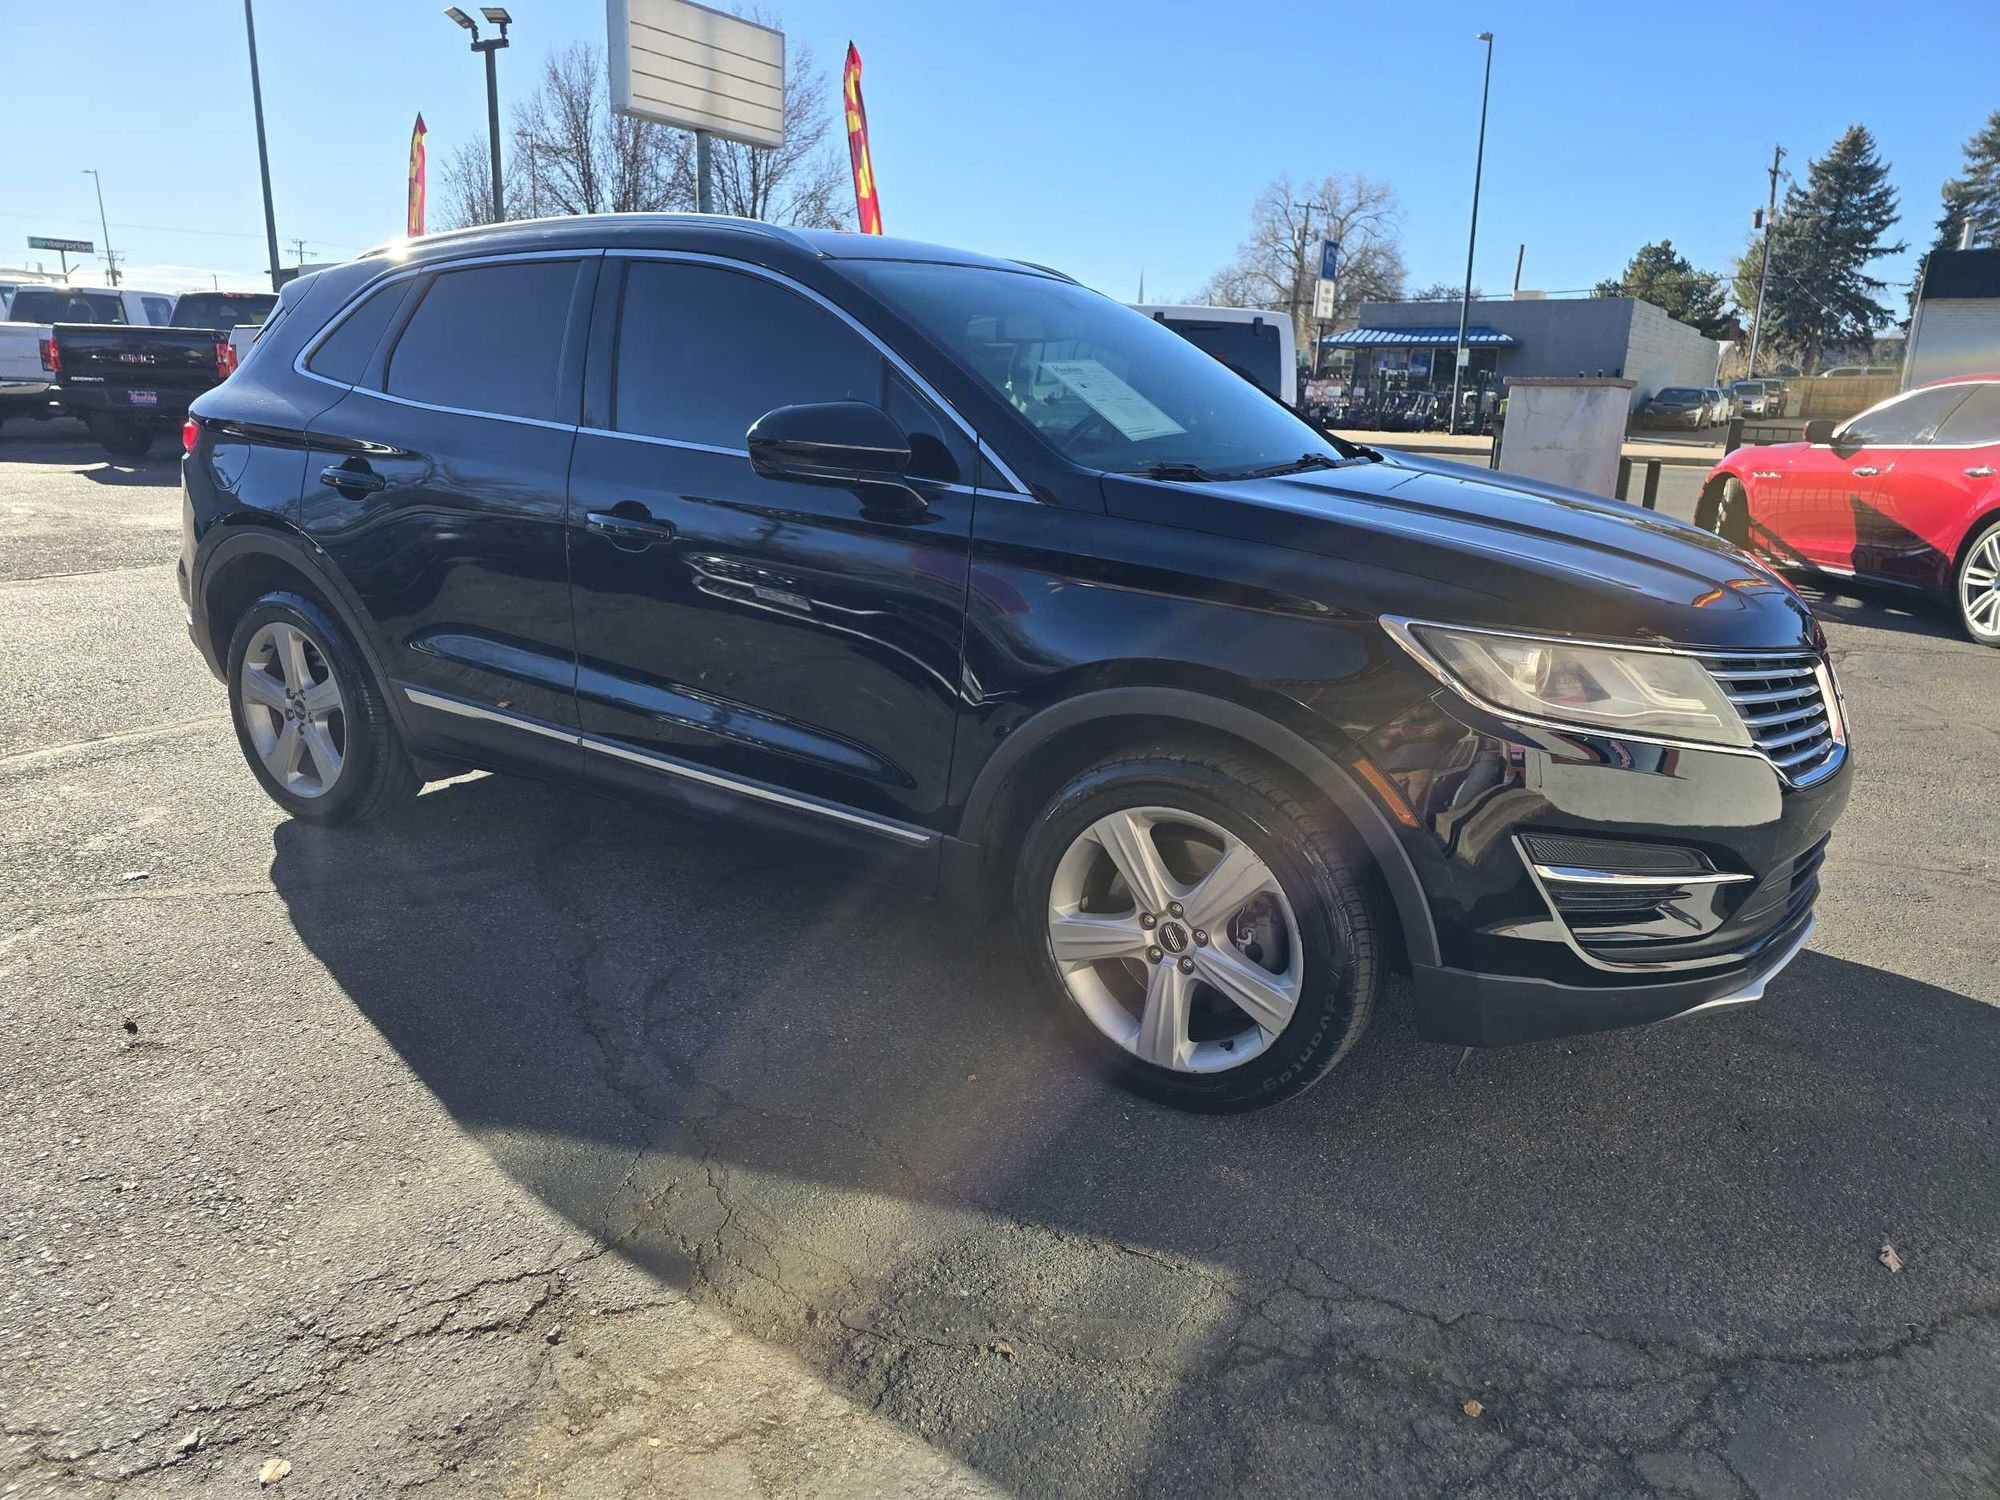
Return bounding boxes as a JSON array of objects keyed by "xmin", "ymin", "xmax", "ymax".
[{"xmin": 607, "ymin": 0, "xmax": 786, "ymax": 150}]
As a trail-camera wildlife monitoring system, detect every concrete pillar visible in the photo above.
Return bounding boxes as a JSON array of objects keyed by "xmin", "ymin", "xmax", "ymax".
[{"xmin": 1494, "ymin": 376, "xmax": 1637, "ymax": 498}]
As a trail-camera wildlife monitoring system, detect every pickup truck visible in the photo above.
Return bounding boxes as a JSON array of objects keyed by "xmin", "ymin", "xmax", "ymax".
[
  {"xmin": 0, "ymin": 285, "xmax": 180, "ymax": 437},
  {"xmin": 37, "ymin": 290, "xmax": 277, "ymax": 457},
  {"xmin": 45, "ymin": 322, "xmax": 235, "ymax": 456}
]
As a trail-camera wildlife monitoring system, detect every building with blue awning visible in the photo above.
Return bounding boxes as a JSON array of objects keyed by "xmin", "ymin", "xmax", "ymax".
[{"xmin": 1317, "ymin": 296, "xmax": 1722, "ymax": 409}]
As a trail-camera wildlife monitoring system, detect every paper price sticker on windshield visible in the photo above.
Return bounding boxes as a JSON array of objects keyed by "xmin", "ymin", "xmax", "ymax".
[{"xmin": 1040, "ymin": 359, "xmax": 1186, "ymax": 442}]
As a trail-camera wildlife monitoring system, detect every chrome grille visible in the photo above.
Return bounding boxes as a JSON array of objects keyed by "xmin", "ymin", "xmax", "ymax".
[{"xmin": 1697, "ymin": 650, "xmax": 1841, "ymax": 782}]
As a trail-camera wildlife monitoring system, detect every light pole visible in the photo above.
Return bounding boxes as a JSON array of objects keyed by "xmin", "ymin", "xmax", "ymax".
[
  {"xmin": 240, "ymin": 0, "xmax": 284, "ymax": 293},
  {"xmin": 81, "ymin": 169, "xmax": 118, "ymax": 287},
  {"xmin": 445, "ymin": 7, "xmax": 511, "ymax": 222},
  {"xmin": 1450, "ymin": 31, "xmax": 1494, "ymax": 435}
]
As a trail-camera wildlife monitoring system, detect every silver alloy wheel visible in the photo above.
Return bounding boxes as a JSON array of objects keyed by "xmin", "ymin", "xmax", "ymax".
[
  {"xmin": 1046, "ymin": 805, "xmax": 1304, "ymax": 1073},
  {"xmin": 1961, "ymin": 530, "xmax": 2000, "ymax": 637},
  {"xmin": 239, "ymin": 621, "xmax": 346, "ymax": 798}
]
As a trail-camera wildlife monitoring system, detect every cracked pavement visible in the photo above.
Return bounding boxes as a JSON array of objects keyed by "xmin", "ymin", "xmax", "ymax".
[{"xmin": 2, "ymin": 430, "xmax": 1996, "ymax": 1498}]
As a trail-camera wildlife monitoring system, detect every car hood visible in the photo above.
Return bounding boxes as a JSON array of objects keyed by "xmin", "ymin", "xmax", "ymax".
[{"xmin": 1099, "ymin": 451, "xmax": 1821, "ymax": 651}]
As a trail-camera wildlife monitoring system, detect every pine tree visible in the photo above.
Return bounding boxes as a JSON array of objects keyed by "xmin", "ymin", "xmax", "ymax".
[
  {"xmin": 1952, "ymin": 110, "xmax": 2000, "ymax": 248},
  {"xmin": 1592, "ymin": 240, "xmax": 1733, "ymax": 337},
  {"xmin": 1760, "ymin": 126, "xmax": 1904, "ymax": 373}
]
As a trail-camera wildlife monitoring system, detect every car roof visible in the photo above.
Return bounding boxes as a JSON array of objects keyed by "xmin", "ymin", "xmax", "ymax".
[{"xmin": 358, "ymin": 213, "xmax": 1055, "ymax": 278}]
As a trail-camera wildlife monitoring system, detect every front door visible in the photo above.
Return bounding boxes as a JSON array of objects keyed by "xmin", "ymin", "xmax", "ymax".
[
  {"xmin": 1868, "ymin": 381, "xmax": 2000, "ymax": 588},
  {"xmin": 1813, "ymin": 383, "xmax": 1976, "ymax": 576},
  {"xmin": 566, "ymin": 255, "xmax": 976, "ymax": 868},
  {"xmin": 300, "ymin": 254, "xmax": 595, "ymax": 774}
]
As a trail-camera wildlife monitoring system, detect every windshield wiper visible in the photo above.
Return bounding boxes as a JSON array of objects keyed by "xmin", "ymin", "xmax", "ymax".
[
  {"xmin": 1122, "ymin": 462, "xmax": 1217, "ymax": 482},
  {"xmin": 1237, "ymin": 452, "xmax": 1353, "ymax": 479}
]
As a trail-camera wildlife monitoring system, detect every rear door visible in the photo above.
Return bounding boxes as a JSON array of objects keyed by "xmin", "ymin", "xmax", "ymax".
[
  {"xmin": 299, "ymin": 253, "xmax": 596, "ymax": 775},
  {"xmin": 565, "ymin": 254, "xmax": 975, "ymax": 867}
]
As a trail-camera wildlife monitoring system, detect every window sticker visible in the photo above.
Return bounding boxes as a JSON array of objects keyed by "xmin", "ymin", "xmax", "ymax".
[{"xmin": 1040, "ymin": 358, "xmax": 1187, "ymax": 441}]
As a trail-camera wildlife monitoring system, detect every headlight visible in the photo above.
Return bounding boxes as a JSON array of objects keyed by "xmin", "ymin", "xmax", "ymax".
[{"xmin": 1383, "ymin": 619, "xmax": 1752, "ymax": 748}]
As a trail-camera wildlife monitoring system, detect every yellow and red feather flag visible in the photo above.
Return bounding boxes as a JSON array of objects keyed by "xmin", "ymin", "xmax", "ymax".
[
  {"xmin": 842, "ymin": 44, "xmax": 883, "ymax": 235},
  {"xmin": 407, "ymin": 113, "xmax": 427, "ymax": 239}
]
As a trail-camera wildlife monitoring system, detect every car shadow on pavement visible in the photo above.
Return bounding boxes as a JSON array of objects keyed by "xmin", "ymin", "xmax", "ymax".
[
  {"xmin": 268, "ymin": 772, "xmax": 2000, "ymax": 1495},
  {"xmin": 1791, "ymin": 577, "xmax": 1967, "ymax": 643}
]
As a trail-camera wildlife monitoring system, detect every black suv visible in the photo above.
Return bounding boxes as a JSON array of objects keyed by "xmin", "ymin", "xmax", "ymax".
[{"xmin": 180, "ymin": 216, "xmax": 1851, "ymax": 1112}]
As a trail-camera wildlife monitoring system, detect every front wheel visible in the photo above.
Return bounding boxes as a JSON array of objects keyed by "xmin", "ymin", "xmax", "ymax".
[
  {"xmin": 1698, "ymin": 475, "xmax": 1751, "ymax": 548},
  {"xmin": 1014, "ymin": 744, "xmax": 1385, "ymax": 1113},
  {"xmin": 84, "ymin": 411, "xmax": 153, "ymax": 458},
  {"xmin": 1957, "ymin": 519, "xmax": 2000, "ymax": 647}
]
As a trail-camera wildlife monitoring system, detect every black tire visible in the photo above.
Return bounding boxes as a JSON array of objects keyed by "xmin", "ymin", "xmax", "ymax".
[
  {"xmin": 1699, "ymin": 475, "xmax": 1750, "ymax": 548},
  {"xmin": 1955, "ymin": 517, "xmax": 2000, "ymax": 648},
  {"xmin": 224, "ymin": 591, "xmax": 420, "ymax": 825},
  {"xmin": 1013, "ymin": 743, "xmax": 1385, "ymax": 1113},
  {"xmin": 85, "ymin": 411, "xmax": 152, "ymax": 458}
]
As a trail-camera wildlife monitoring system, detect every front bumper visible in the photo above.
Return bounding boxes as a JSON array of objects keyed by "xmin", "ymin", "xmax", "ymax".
[
  {"xmin": 1411, "ymin": 907, "xmax": 1816, "ymax": 1046},
  {"xmin": 1363, "ymin": 656, "xmax": 1851, "ymax": 1047}
]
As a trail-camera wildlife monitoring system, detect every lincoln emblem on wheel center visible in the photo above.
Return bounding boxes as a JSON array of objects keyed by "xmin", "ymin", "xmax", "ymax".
[{"xmin": 179, "ymin": 212, "xmax": 1850, "ymax": 1113}]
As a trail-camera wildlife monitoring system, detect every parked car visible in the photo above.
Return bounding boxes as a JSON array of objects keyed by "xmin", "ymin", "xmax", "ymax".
[
  {"xmin": 46, "ymin": 320, "xmax": 234, "ymax": 456},
  {"xmin": 1639, "ymin": 386, "xmax": 1715, "ymax": 428},
  {"xmin": 1702, "ymin": 375, "xmax": 2000, "ymax": 646},
  {"xmin": 0, "ymin": 285, "xmax": 179, "ymax": 434},
  {"xmin": 182, "ymin": 217, "xmax": 1849, "ymax": 1112},
  {"xmin": 1131, "ymin": 303, "xmax": 1297, "ymax": 406},
  {"xmin": 1818, "ymin": 365, "xmax": 1898, "ymax": 380},
  {"xmin": 165, "ymin": 290, "xmax": 278, "ymax": 333}
]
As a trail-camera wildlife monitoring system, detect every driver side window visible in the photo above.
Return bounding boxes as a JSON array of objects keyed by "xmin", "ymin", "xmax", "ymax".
[{"xmin": 1840, "ymin": 386, "xmax": 1972, "ymax": 446}]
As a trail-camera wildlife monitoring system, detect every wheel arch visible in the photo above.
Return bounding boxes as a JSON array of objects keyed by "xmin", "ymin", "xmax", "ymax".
[
  {"xmin": 951, "ymin": 686, "xmax": 1439, "ymax": 969},
  {"xmin": 197, "ymin": 526, "xmax": 404, "ymax": 730}
]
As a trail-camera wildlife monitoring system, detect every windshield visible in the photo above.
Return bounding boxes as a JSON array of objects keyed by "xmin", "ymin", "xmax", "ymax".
[
  {"xmin": 1656, "ymin": 388, "xmax": 1700, "ymax": 401},
  {"xmin": 841, "ymin": 261, "xmax": 1340, "ymax": 477},
  {"xmin": 171, "ymin": 292, "xmax": 278, "ymax": 331},
  {"xmin": 9, "ymin": 288, "xmax": 126, "ymax": 324}
]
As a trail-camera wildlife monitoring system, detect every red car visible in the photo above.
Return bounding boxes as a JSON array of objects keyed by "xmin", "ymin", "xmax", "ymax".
[{"xmin": 1700, "ymin": 375, "xmax": 2000, "ymax": 645}]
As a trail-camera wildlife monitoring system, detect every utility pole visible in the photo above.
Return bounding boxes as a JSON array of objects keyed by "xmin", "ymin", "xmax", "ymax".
[
  {"xmin": 82, "ymin": 169, "xmax": 119, "ymax": 286},
  {"xmin": 292, "ymin": 238, "xmax": 308, "ymax": 267},
  {"xmin": 241, "ymin": 0, "xmax": 284, "ymax": 293},
  {"xmin": 1450, "ymin": 32, "xmax": 1495, "ymax": 434},
  {"xmin": 696, "ymin": 131, "xmax": 715, "ymax": 214},
  {"xmin": 1747, "ymin": 143, "xmax": 1785, "ymax": 377}
]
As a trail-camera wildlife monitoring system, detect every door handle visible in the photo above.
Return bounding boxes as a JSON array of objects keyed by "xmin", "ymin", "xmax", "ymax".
[
  {"xmin": 1966, "ymin": 465, "xmax": 1995, "ymax": 478},
  {"xmin": 319, "ymin": 461, "xmax": 386, "ymax": 495},
  {"xmin": 586, "ymin": 506, "xmax": 678, "ymax": 551},
  {"xmin": 1851, "ymin": 466, "xmax": 1879, "ymax": 477}
]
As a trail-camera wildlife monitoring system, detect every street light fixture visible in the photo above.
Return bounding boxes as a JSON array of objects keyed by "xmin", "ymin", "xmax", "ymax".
[
  {"xmin": 444, "ymin": 5, "xmax": 511, "ymax": 223},
  {"xmin": 1449, "ymin": 31, "xmax": 1495, "ymax": 435}
]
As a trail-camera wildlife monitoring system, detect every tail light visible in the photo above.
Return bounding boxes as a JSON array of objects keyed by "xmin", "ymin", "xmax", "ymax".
[
  {"xmin": 215, "ymin": 340, "xmax": 238, "ymax": 379},
  {"xmin": 182, "ymin": 418, "xmax": 200, "ymax": 455},
  {"xmin": 39, "ymin": 335, "xmax": 59, "ymax": 374}
]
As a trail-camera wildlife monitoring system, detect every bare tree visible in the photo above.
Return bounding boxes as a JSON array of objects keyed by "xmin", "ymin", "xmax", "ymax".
[
  {"xmin": 1195, "ymin": 174, "xmax": 1407, "ymax": 355},
  {"xmin": 436, "ymin": 38, "xmax": 848, "ymax": 232}
]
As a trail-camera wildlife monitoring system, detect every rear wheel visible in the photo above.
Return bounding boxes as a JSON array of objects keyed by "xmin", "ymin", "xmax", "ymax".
[
  {"xmin": 85, "ymin": 412, "xmax": 152, "ymax": 458},
  {"xmin": 225, "ymin": 592, "xmax": 420, "ymax": 825},
  {"xmin": 1014, "ymin": 744, "xmax": 1384, "ymax": 1113},
  {"xmin": 1957, "ymin": 519, "xmax": 2000, "ymax": 647}
]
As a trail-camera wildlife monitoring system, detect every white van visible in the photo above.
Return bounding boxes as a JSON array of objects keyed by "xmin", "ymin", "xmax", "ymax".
[{"xmin": 1132, "ymin": 304, "xmax": 1297, "ymax": 407}]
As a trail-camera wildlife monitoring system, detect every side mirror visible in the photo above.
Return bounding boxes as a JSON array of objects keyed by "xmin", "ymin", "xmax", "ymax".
[
  {"xmin": 1803, "ymin": 418, "xmax": 1837, "ymax": 445},
  {"xmin": 747, "ymin": 401, "xmax": 911, "ymax": 483}
]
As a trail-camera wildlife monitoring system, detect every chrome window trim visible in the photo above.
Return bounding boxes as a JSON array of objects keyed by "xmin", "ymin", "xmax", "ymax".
[
  {"xmin": 401, "ymin": 685, "xmax": 936, "ymax": 847},
  {"xmin": 291, "ymin": 247, "xmax": 603, "ymax": 401},
  {"xmin": 608, "ymin": 249, "xmax": 1034, "ymax": 498},
  {"xmin": 1380, "ymin": 614, "xmax": 1849, "ymax": 789}
]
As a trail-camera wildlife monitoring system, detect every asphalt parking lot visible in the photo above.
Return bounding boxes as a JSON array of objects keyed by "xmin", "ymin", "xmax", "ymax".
[{"xmin": 2, "ymin": 428, "xmax": 1996, "ymax": 1499}]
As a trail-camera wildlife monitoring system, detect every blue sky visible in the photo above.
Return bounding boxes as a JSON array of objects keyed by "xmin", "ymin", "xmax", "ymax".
[{"xmin": 4, "ymin": 0, "xmax": 1994, "ymax": 305}]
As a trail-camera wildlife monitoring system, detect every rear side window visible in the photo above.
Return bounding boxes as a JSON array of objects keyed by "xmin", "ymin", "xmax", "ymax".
[
  {"xmin": 307, "ymin": 280, "xmax": 414, "ymax": 385},
  {"xmin": 1932, "ymin": 383, "xmax": 2000, "ymax": 446},
  {"xmin": 385, "ymin": 260, "xmax": 579, "ymax": 421},
  {"xmin": 1841, "ymin": 385, "xmax": 1971, "ymax": 446},
  {"xmin": 612, "ymin": 261, "xmax": 879, "ymax": 449},
  {"xmin": 11, "ymin": 289, "xmax": 126, "ymax": 324}
]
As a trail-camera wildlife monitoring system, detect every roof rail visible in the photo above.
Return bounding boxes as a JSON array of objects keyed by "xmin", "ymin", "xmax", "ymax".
[{"xmin": 357, "ymin": 212, "xmax": 815, "ymax": 262}]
